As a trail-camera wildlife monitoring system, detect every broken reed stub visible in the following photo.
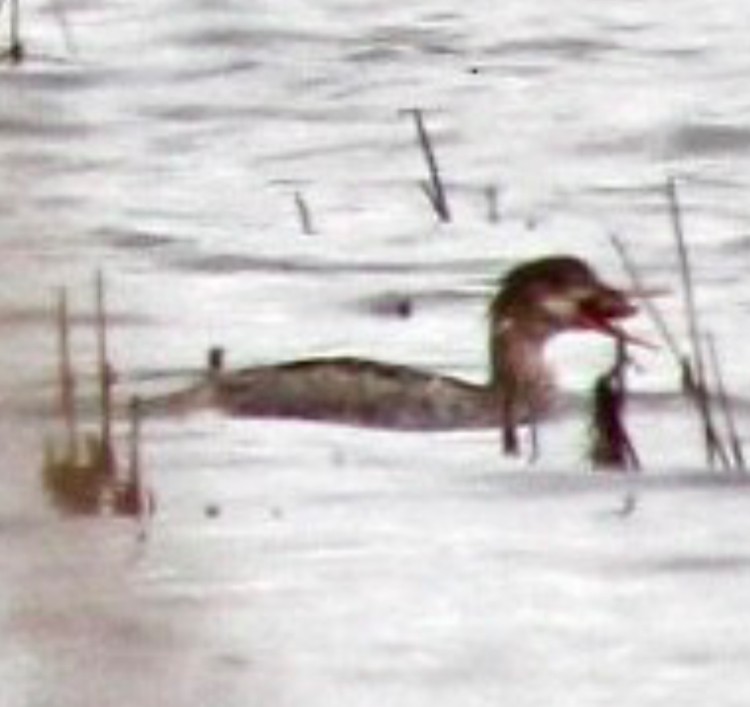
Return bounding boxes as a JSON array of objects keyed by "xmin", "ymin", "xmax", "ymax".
[{"xmin": 407, "ymin": 108, "xmax": 451, "ymax": 222}]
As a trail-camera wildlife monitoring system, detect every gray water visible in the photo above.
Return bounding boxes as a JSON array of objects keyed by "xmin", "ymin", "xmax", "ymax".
[{"xmin": 2, "ymin": 1, "xmax": 750, "ymax": 705}]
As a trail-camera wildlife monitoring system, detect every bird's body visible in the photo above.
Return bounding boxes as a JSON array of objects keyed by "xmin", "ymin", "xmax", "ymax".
[
  {"xmin": 149, "ymin": 256, "xmax": 638, "ymax": 430},
  {"xmin": 208, "ymin": 357, "xmax": 497, "ymax": 429}
]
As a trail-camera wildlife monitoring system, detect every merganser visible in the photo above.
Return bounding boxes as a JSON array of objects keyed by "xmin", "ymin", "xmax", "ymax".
[{"xmin": 155, "ymin": 256, "xmax": 637, "ymax": 429}]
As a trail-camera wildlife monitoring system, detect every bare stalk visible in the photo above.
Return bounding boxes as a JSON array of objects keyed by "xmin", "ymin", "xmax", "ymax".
[
  {"xmin": 665, "ymin": 177, "xmax": 730, "ymax": 469},
  {"xmin": 485, "ymin": 185, "xmax": 501, "ymax": 224},
  {"xmin": 8, "ymin": 0, "xmax": 23, "ymax": 62},
  {"xmin": 294, "ymin": 191, "xmax": 315, "ymax": 235},
  {"xmin": 95, "ymin": 270, "xmax": 116, "ymax": 477},
  {"xmin": 608, "ymin": 232, "xmax": 682, "ymax": 366},
  {"xmin": 666, "ymin": 179, "xmax": 705, "ymax": 381},
  {"xmin": 128, "ymin": 396, "xmax": 142, "ymax": 489},
  {"xmin": 705, "ymin": 333, "xmax": 746, "ymax": 472},
  {"xmin": 57, "ymin": 288, "xmax": 79, "ymax": 463},
  {"xmin": 407, "ymin": 109, "xmax": 451, "ymax": 222}
]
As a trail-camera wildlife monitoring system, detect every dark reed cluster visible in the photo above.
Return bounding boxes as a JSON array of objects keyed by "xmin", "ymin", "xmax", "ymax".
[
  {"xmin": 42, "ymin": 273, "xmax": 155, "ymax": 519},
  {"xmin": 590, "ymin": 177, "xmax": 746, "ymax": 473}
]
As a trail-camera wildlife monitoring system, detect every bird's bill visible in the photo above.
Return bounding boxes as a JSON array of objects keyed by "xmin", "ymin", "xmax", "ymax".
[{"xmin": 574, "ymin": 285, "xmax": 654, "ymax": 349}]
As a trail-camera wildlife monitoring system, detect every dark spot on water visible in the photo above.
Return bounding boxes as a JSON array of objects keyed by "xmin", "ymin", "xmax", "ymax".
[
  {"xmin": 214, "ymin": 652, "xmax": 252, "ymax": 669},
  {"xmin": 270, "ymin": 506, "xmax": 284, "ymax": 520},
  {"xmin": 668, "ymin": 123, "xmax": 750, "ymax": 156},
  {"xmin": 204, "ymin": 503, "xmax": 221, "ymax": 518},
  {"xmin": 363, "ymin": 293, "xmax": 414, "ymax": 319}
]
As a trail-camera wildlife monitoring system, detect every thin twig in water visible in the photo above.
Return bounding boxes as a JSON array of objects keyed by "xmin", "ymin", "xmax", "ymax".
[
  {"xmin": 0, "ymin": 0, "xmax": 23, "ymax": 63},
  {"xmin": 294, "ymin": 191, "xmax": 315, "ymax": 235},
  {"xmin": 128, "ymin": 395, "xmax": 155, "ymax": 526},
  {"xmin": 95, "ymin": 270, "xmax": 116, "ymax": 477},
  {"xmin": 406, "ymin": 108, "xmax": 451, "ymax": 222},
  {"xmin": 7, "ymin": 0, "xmax": 23, "ymax": 62},
  {"xmin": 128, "ymin": 397, "xmax": 142, "ymax": 491},
  {"xmin": 485, "ymin": 185, "xmax": 501, "ymax": 224},
  {"xmin": 608, "ymin": 232, "xmax": 682, "ymax": 366},
  {"xmin": 57, "ymin": 288, "xmax": 79, "ymax": 463},
  {"xmin": 666, "ymin": 178, "xmax": 705, "ymax": 386},
  {"xmin": 665, "ymin": 177, "xmax": 731, "ymax": 470},
  {"xmin": 705, "ymin": 333, "xmax": 746, "ymax": 472}
]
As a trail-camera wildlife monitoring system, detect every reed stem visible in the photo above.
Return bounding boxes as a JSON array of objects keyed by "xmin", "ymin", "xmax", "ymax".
[
  {"xmin": 485, "ymin": 185, "xmax": 501, "ymax": 224},
  {"xmin": 665, "ymin": 177, "xmax": 730, "ymax": 469},
  {"xmin": 7, "ymin": 0, "xmax": 23, "ymax": 62},
  {"xmin": 666, "ymin": 179, "xmax": 705, "ymax": 381},
  {"xmin": 608, "ymin": 232, "xmax": 682, "ymax": 366},
  {"xmin": 95, "ymin": 270, "xmax": 116, "ymax": 477},
  {"xmin": 294, "ymin": 191, "xmax": 315, "ymax": 235},
  {"xmin": 128, "ymin": 396, "xmax": 142, "ymax": 487},
  {"xmin": 57, "ymin": 288, "xmax": 79, "ymax": 463},
  {"xmin": 407, "ymin": 109, "xmax": 451, "ymax": 222},
  {"xmin": 705, "ymin": 333, "xmax": 746, "ymax": 472}
]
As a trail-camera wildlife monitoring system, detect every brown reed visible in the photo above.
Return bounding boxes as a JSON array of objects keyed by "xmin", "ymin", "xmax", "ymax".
[
  {"xmin": 114, "ymin": 395, "xmax": 154, "ymax": 520},
  {"xmin": 95, "ymin": 270, "xmax": 117, "ymax": 478},
  {"xmin": 57, "ymin": 288, "xmax": 79, "ymax": 463}
]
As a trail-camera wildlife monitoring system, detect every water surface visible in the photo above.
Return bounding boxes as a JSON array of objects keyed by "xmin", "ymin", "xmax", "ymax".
[{"xmin": 2, "ymin": 1, "xmax": 750, "ymax": 705}]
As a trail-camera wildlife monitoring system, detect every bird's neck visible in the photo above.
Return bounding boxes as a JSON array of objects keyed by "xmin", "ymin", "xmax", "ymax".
[{"xmin": 488, "ymin": 319, "xmax": 555, "ymax": 416}]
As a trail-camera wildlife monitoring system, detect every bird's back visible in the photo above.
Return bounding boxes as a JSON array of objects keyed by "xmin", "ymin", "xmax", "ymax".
[{"xmin": 201, "ymin": 357, "xmax": 498, "ymax": 430}]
